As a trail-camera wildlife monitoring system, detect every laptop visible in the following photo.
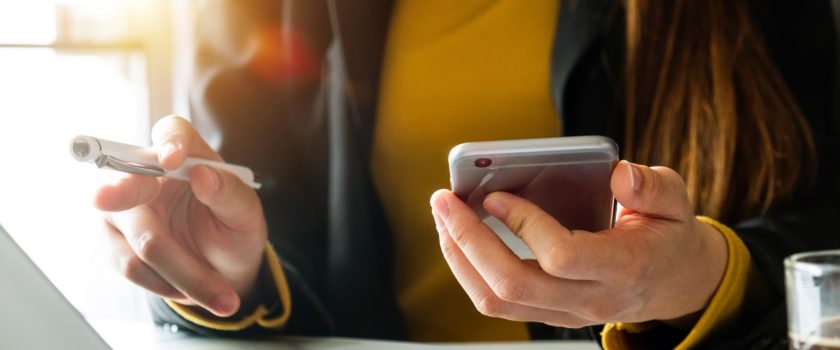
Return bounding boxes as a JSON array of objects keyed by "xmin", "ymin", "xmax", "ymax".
[{"xmin": 0, "ymin": 223, "xmax": 111, "ymax": 349}]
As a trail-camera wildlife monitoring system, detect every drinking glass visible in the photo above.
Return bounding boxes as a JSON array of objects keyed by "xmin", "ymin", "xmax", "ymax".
[{"xmin": 786, "ymin": 250, "xmax": 840, "ymax": 350}]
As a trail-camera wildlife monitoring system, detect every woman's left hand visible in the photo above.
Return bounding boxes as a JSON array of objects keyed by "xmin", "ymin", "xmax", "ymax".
[{"xmin": 430, "ymin": 161, "xmax": 728, "ymax": 328}]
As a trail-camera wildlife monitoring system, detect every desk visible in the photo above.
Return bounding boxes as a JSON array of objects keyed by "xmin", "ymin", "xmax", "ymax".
[{"xmin": 91, "ymin": 320, "xmax": 600, "ymax": 350}]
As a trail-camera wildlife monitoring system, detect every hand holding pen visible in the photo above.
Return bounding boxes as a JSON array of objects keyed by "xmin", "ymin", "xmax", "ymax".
[{"xmin": 80, "ymin": 116, "xmax": 269, "ymax": 318}]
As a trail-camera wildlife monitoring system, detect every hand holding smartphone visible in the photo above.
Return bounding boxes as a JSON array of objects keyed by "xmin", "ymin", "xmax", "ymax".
[{"xmin": 448, "ymin": 136, "xmax": 618, "ymax": 258}]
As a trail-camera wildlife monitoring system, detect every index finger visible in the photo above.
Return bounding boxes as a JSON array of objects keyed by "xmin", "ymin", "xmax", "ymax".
[
  {"xmin": 151, "ymin": 115, "xmax": 223, "ymax": 170},
  {"xmin": 431, "ymin": 190, "xmax": 590, "ymax": 312}
]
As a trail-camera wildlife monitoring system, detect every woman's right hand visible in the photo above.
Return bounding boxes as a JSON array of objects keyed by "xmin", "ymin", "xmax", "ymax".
[{"xmin": 95, "ymin": 116, "xmax": 268, "ymax": 317}]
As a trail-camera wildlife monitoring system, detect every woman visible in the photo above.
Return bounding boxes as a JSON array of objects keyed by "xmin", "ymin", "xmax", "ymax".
[{"xmin": 94, "ymin": 0, "xmax": 840, "ymax": 348}]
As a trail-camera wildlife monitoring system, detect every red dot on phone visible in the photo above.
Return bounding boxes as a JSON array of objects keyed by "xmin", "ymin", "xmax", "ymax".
[{"xmin": 474, "ymin": 158, "xmax": 492, "ymax": 168}]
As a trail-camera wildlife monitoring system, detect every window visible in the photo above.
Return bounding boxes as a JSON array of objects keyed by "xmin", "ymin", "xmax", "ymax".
[{"xmin": 0, "ymin": 0, "xmax": 195, "ymax": 321}]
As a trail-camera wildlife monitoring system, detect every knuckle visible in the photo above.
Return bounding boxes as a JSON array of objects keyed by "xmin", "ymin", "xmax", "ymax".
[
  {"xmin": 474, "ymin": 295, "xmax": 503, "ymax": 317},
  {"xmin": 583, "ymin": 294, "xmax": 642, "ymax": 322},
  {"xmin": 491, "ymin": 278, "xmax": 526, "ymax": 303},
  {"xmin": 513, "ymin": 211, "xmax": 554, "ymax": 241},
  {"xmin": 623, "ymin": 263, "xmax": 648, "ymax": 285},
  {"xmin": 648, "ymin": 172, "xmax": 666, "ymax": 200},
  {"xmin": 439, "ymin": 235, "xmax": 459, "ymax": 261},
  {"xmin": 602, "ymin": 295, "xmax": 639, "ymax": 321},
  {"xmin": 624, "ymin": 297, "xmax": 645, "ymax": 319},
  {"xmin": 540, "ymin": 247, "xmax": 575, "ymax": 276},
  {"xmin": 519, "ymin": 216, "xmax": 539, "ymax": 237},
  {"xmin": 649, "ymin": 167, "xmax": 692, "ymax": 212},
  {"xmin": 118, "ymin": 255, "xmax": 144, "ymax": 281},
  {"xmin": 583, "ymin": 302, "xmax": 620, "ymax": 322},
  {"xmin": 505, "ymin": 212, "xmax": 525, "ymax": 233},
  {"xmin": 507, "ymin": 211, "xmax": 533, "ymax": 236},
  {"xmin": 448, "ymin": 224, "xmax": 471, "ymax": 248},
  {"xmin": 663, "ymin": 167, "xmax": 685, "ymax": 187},
  {"xmin": 133, "ymin": 231, "xmax": 163, "ymax": 262}
]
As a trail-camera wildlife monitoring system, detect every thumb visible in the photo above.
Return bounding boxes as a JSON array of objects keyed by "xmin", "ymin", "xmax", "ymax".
[{"xmin": 611, "ymin": 160, "xmax": 692, "ymax": 221}]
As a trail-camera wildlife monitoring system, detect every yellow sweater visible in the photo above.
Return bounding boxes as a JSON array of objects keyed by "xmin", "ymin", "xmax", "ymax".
[{"xmin": 372, "ymin": 0, "xmax": 561, "ymax": 342}]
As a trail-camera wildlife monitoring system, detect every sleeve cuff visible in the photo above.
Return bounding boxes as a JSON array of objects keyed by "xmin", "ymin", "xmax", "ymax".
[
  {"xmin": 602, "ymin": 216, "xmax": 753, "ymax": 350},
  {"xmin": 164, "ymin": 241, "xmax": 292, "ymax": 331}
]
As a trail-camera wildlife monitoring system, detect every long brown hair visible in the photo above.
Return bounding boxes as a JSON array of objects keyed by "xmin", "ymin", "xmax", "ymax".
[{"xmin": 624, "ymin": 0, "xmax": 816, "ymax": 221}]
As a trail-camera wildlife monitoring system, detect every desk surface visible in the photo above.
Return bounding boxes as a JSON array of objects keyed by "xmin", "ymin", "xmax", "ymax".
[{"xmin": 91, "ymin": 320, "xmax": 600, "ymax": 350}]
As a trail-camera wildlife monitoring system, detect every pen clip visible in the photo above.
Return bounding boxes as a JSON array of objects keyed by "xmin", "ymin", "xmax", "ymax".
[{"xmin": 95, "ymin": 155, "xmax": 166, "ymax": 177}]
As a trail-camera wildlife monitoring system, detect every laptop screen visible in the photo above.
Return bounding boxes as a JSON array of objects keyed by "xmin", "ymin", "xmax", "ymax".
[{"xmin": 0, "ymin": 223, "xmax": 111, "ymax": 350}]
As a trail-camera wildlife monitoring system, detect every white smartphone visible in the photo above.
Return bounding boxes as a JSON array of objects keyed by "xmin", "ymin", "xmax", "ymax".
[{"xmin": 448, "ymin": 136, "xmax": 618, "ymax": 258}]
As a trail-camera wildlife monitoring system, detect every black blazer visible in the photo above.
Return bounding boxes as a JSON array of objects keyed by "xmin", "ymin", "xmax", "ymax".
[{"xmin": 150, "ymin": 0, "xmax": 840, "ymax": 348}]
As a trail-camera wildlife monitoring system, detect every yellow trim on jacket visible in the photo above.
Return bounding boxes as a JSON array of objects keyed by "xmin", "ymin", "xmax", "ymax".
[
  {"xmin": 165, "ymin": 242, "xmax": 291, "ymax": 331},
  {"xmin": 602, "ymin": 216, "xmax": 753, "ymax": 349}
]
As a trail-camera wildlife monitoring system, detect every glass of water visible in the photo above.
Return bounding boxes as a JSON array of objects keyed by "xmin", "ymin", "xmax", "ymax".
[{"xmin": 786, "ymin": 250, "xmax": 840, "ymax": 350}]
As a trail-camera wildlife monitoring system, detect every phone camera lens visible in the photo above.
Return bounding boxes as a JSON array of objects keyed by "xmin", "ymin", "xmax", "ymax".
[{"xmin": 474, "ymin": 158, "xmax": 492, "ymax": 168}]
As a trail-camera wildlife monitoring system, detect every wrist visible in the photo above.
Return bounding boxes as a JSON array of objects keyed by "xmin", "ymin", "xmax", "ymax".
[{"xmin": 661, "ymin": 218, "xmax": 728, "ymax": 328}]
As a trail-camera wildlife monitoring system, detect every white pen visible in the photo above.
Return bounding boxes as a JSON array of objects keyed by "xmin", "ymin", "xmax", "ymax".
[{"xmin": 70, "ymin": 135, "xmax": 262, "ymax": 189}]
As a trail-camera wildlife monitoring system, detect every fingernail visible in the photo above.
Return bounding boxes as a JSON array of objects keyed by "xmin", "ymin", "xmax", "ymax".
[
  {"xmin": 626, "ymin": 161, "xmax": 643, "ymax": 192},
  {"xmin": 158, "ymin": 142, "xmax": 179, "ymax": 161},
  {"xmin": 484, "ymin": 195, "xmax": 508, "ymax": 219},
  {"xmin": 430, "ymin": 192, "xmax": 449, "ymax": 221},
  {"xmin": 212, "ymin": 291, "xmax": 238, "ymax": 315}
]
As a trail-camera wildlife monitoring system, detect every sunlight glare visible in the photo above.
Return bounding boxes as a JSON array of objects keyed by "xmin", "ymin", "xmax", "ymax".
[{"xmin": 0, "ymin": 1, "xmax": 57, "ymax": 44}]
